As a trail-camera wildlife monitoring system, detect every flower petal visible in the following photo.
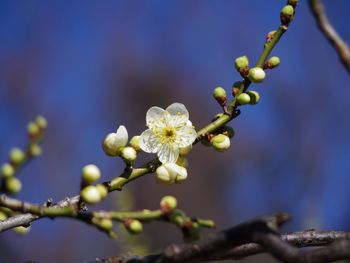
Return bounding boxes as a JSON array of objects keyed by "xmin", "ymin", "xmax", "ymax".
[
  {"xmin": 166, "ymin": 103, "xmax": 189, "ymax": 127},
  {"xmin": 158, "ymin": 143, "xmax": 179, "ymax": 163},
  {"xmin": 146, "ymin": 106, "xmax": 165, "ymax": 129},
  {"xmin": 115, "ymin": 125, "xmax": 128, "ymax": 147},
  {"xmin": 176, "ymin": 125, "xmax": 197, "ymax": 147},
  {"xmin": 139, "ymin": 129, "xmax": 161, "ymax": 153},
  {"xmin": 166, "ymin": 103, "xmax": 188, "ymax": 117}
]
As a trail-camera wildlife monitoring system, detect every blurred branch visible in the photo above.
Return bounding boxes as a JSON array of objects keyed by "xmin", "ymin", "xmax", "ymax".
[
  {"xmin": 309, "ymin": 0, "xmax": 350, "ymax": 73},
  {"xmin": 88, "ymin": 216, "xmax": 350, "ymax": 263}
]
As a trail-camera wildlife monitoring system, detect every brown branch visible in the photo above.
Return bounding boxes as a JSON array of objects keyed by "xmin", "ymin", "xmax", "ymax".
[
  {"xmin": 89, "ymin": 227, "xmax": 350, "ymax": 263},
  {"xmin": 309, "ymin": 0, "xmax": 350, "ymax": 73}
]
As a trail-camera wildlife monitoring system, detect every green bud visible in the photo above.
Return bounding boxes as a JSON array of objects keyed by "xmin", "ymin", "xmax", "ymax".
[
  {"xmin": 13, "ymin": 225, "xmax": 31, "ymax": 235},
  {"xmin": 129, "ymin": 136, "xmax": 141, "ymax": 151},
  {"xmin": 212, "ymin": 87, "xmax": 227, "ymax": 103},
  {"xmin": 248, "ymin": 67, "xmax": 266, "ymax": 83},
  {"xmin": 266, "ymin": 56, "xmax": 280, "ymax": 69},
  {"xmin": 29, "ymin": 144, "xmax": 42, "ymax": 157},
  {"xmin": 1, "ymin": 163, "xmax": 15, "ymax": 178},
  {"xmin": 160, "ymin": 195, "xmax": 178, "ymax": 212},
  {"xmin": 80, "ymin": 186, "xmax": 101, "ymax": 204},
  {"xmin": 234, "ymin": 56, "xmax": 249, "ymax": 71},
  {"xmin": 121, "ymin": 147, "xmax": 137, "ymax": 163},
  {"xmin": 27, "ymin": 122, "xmax": 40, "ymax": 137},
  {"xmin": 96, "ymin": 184, "xmax": 108, "ymax": 199},
  {"xmin": 211, "ymin": 134, "xmax": 230, "ymax": 152},
  {"xmin": 176, "ymin": 156, "xmax": 188, "ymax": 168},
  {"xmin": 236, "ymin": 93, "xmax": 251, "ymax": 105},
  {"xmin": 99, "ymin": 218, "xmax": 113, "ymax": 231},
  {"xmin": 9, "ymin": 148, "xmax": 25, "ymax": 166},
  {"xmin": 125, "ymin": 219, "xmax": 143, "ymax": 234},
  {"xmin": 179, "ymin": 144, "xmax": 192, "ymax": 155},
  {"xmin": 36, "ymin": 116, "xmax": 48, "ymax": 130},
  {"xmin": 280, "ymin": 5, "xmax": 294, "ymax": 24},
  {"xmin": 5, "ymin": 177, "xmax": 22, "ymax": 194},
  {"xmin": 247, "ymin": 91, "xmax": 261, "ymax": 105},
  {"xmin": 81, "ymin": 164, "xmax": 101, "ymax": 184},
  {"xmin": 0, "ymin": 211, "xmax": 7, "ymax": 221}
]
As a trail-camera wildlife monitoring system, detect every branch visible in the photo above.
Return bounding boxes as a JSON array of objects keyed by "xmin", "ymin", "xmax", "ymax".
[{"xmin": 309, "ymin": 0, "xmax": 350, "ymax": 73}]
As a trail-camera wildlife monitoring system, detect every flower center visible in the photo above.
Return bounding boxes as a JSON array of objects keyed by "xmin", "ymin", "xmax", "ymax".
[{"xmin": 160, "ymin": 127, "xmax": 176, "ymax": 143}]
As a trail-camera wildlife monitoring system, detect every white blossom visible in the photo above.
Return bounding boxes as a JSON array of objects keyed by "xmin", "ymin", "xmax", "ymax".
[{"xmin": 139, "ymin": 103, "xmax": 196, "ymax": 163}]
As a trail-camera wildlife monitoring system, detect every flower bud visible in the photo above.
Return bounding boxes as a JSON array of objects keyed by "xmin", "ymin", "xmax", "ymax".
[
  {"xmin": 121, "ymin": 147, "xmax": 137, "ymax": 163},
  {"xmin": 155, "ymin": 163, "xmax": 187, "ymax": 185},
  {"xmin": 27, "ymin": 122, "xmax": 40, "ymax": 137},
  {"xmin": 1, "ymin": 163, "xmax": 15, "ymax": 178},
  {"xmin": 96, "ymin": 184, "xmax": 108, "ymax": 199},
  {"xmin": 29, "ymin": 144, "xmax": 42, "ymax": 157},
  {"xmin": 247, "ymin": 90, "xmax": 261, "ymax": 105},
  {"xmin": 80, "ymin": 186, "xmax": 101, "ymax": 204},
  {"xmin": 99, "ymin": 218, "xmax": 113, "ymax": 231},
  {"xmin": 9, "ymin": 148, "xmax": 25, "ymax": 166},
  {"xmin": 212, "ymin": 87, "xmax": 227, "ymax": 105},
  {"xmin": 179, "ymin": 144, "xmax": 192, "ymax": 155},
  {"xmin": 81, "ymin": 164, "xmax": 101, "ymax": 184},
  {"xmin": 248, "ymin": 67, "xmax": 266, "ymax": 83},
  {"xmin": 280, "ymin": 5, "xmax": 294, "ymax": 24},
  {"xmin": 266, "ymin": 30, "xmax": 277, "ymax": 42},
  {"xmin": 13, "ymin": 226, "xmax": 31, "ymax": 235},
  {"xmin": 36, "ymin": 115, "xmax": 48, "ymax": 130},
  {"xmin": 5, "ymin": 177, "xmax": 22, "ymax": 194},
  {"xmin": 125, "ymin": 219, "xmax": 143, "ymax": 234},
  {"xmin": 129, "ymin": 136, "xmax": 141, "ymax": 151},
  {"xmin": 234, "ymin": 56, "xmax": 249, "ymax": 71},
  {"xmin": 236, "ymin": 93, "xmax": 251, "ymax": 105},
  {"xmin": 266, "ymin": 56, "xmax": 280, "ymax": 69},
  {"xmin": 211, "ymin": 134, "xmax": 230, "ymax": 152},
  {"xmin": 102, "ymin": 125, "xmax": 128, "ymax": 156},
  {"xmin": 160, "ymin": 195, "xmax": 178, "ymax": 213}
]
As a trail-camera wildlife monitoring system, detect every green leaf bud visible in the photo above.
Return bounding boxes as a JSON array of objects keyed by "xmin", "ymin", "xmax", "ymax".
[
  {"xmin": 27, "ymin": 122, "xmax": 40, "ymax": 137},
  {"xmin": 236, "ymin": 93, "xmax": 251, "ymax": 105},
  {"xmin": 36, "ymin": 115, "xmax": 48, "ymax": 130},
  {"xmin": 125, "ymin": 219, "xmax": 143, "ymax": 234},
  {"xmin": 160, "ymin": 195, "xmax": 178, "ymax": 213},
  {"xmin": 234, "ymin": 56, "xmax": 249, "ymax": 71},
  {"xmin": 13, "ymin": 225, "xmax": 31, "ymax": 235},
  {"xmin": 96, "ymin": 184, "xmax": 108, "ymax": 199},
  {"xmin": 129, "ymin": 136, "xmax": 141, "ymax": 151},
  {"xmin": 211, "ymin": 134, "xmax": 230, "ymax": 152},
  {"xmin": 80, "ymin": 185, "xmax": 101, "ymax": 204},
  {"xmin": 121, "ymin": 147, "xmax": 137, "ymax": 163},
  {"xmin": 99, "ymin": 218, "xmax": 113, "ymax": 231},
  {"xmin": 266, "ymin": 56, "xmax": 281, "ymax": 69},
  {"xmin": 81, "ymin": 164, "xmax": 101, "ymax": 184},
  {"xmin": 212, "ymin": 87, "xmax": 227, "ymax": 105},
  {"xmin": 29, "ymin": 144, "xmax": 42, "ymax": 157},
  {"xmin": 1, "ymin": 163, "xmax": 15, "ymax": 178},
  {"xmin": 9, "ymin": 148, "xmax": 25, "ymax": 166},
  {"xmin": 102, "ymin": 125, "xmax": 128, "ymax": 156},
  {"xmin": 5, "ymin": 177, "xmax": 22, "ymax": 194},
  {"xmin": 247, "ymin": 91, "xmax": 261, "ymax": 105},
  {"xmin": 248, "ymin": 67, "xmax": 266, "ymax": 83},
  {"xmin": 179, "ymin": 144, "xmax": 192, "ymax": 155}
]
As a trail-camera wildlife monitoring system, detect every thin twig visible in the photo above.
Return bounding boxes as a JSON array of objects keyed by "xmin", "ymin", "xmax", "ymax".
[{"xmin": 309, "ymin": 0, "xmax": 350, "ymax": 73}]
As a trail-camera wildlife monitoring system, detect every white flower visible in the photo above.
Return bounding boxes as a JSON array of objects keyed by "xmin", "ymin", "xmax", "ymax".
[
  {"xmin": 156, "ymin": 163, "xmax": 188, "ymax": 184},
  {"xmin": 139, "ymin": 103, "xmax": 196, "ymax": 163},
  {"xmin": 102, "ymin": 125, "xmax": 128, "ymax": 156}
]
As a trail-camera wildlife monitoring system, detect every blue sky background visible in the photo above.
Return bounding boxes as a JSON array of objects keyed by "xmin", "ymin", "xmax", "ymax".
[{"xmin": 0, "ymin": 1, "xmax": 350, "ymax": 262}]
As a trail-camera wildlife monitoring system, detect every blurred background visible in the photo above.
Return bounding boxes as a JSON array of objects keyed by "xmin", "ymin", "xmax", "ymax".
[{"xmin": 0, "ymin": 0, "xmax": 349, "ymax": 262}]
